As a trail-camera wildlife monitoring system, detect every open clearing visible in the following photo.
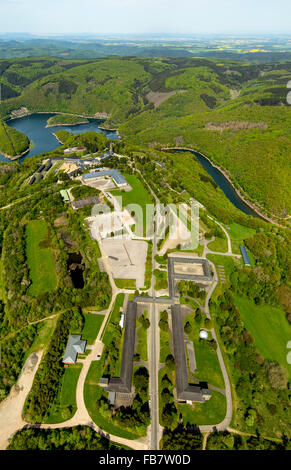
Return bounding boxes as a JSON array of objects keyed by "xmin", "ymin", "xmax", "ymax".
[
  {"xmin": 26, "ymin": 220, "xmax": 57, "ymax": 296},
  {"xmin": 174, "ymin": 262, "xmax": 204, "ymax": 276},
  {"xmin": 224, "ymin": 222, "xmax": 256, "ymax": 254},
  {"xmin": 147, "ymin": 90, "xmax": 186, "ymax": 108},
  {"xmin": 235, "ymin": 296, "xmax": 291, "ymax": 379}
]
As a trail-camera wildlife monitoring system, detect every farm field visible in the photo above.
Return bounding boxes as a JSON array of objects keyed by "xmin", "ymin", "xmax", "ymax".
[
  {"xmin": 235, "ymin": 296, "xmax": 291, "ymax": 379},
  {"xmin": 26, "ymin": 219, "xmax": 57, "ymax": 296}
]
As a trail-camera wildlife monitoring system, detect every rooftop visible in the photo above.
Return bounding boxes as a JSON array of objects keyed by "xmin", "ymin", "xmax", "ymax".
[
  {"xmin": 171, "ymin": 304, "xmax": 211, "ymax": 403},
  {"xmin": 107, "ymin": 301, "xmax": 137, "ymax": 393},
  {"xmin": 71, "ymin": 196, "xmax": 100, "ymax": 210},
  {"xmin": 60, "ymin": 189, "xmax": 70, "ymax": 202},
  {"xmin": 63, "ymin": 335, "xmax": 86, "ymax": 364},
  {"xmin": 168, "ymin": 256, "xmax": 212, "ymax": 297},
  {"xmin": 82, "ymin": 169, "xmax": 127, "ymax": 186},
  {"xmin": 240, "ymin": 245, "xmax": 251, "ymax": 266}
]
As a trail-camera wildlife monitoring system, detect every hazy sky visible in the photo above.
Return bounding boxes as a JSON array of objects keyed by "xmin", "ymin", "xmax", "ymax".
[{"xmin": 0, "ymin": 0, "xmax": 290, "ymax": 35}]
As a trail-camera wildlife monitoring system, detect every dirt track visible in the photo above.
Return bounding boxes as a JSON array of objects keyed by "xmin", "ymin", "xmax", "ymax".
[{"xmin": 0, "ymin": 351, "xmax": 43, "ymax": 450}]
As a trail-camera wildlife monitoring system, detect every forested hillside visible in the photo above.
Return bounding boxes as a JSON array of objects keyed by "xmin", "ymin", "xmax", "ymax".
[
  {"xmin": 0, "ymin": 120, "xmax": 30, "ymax": 157},
  {"xmin": 0, "ymin": 56, "xmax": 290, "ymax": 217}
]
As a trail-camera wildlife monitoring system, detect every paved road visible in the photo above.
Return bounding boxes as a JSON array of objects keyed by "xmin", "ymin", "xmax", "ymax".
[
  {"xmin": 200, "ymin": 260, "xmax": 233, "ymax": 432},
  {"xmin": 148, "ymin": 199, "xmax": 162, "ymax": 450}
]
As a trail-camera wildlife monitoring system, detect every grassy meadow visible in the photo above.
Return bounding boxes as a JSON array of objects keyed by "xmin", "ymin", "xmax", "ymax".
[{"xmin": 26, "ymin": 219, "xmax": 57, "ymax": 296}]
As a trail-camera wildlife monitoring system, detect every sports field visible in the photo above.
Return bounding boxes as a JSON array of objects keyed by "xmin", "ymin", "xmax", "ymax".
[{"xmin": 26, "ymin": 219, "xmax": 57, "ymax": 296}]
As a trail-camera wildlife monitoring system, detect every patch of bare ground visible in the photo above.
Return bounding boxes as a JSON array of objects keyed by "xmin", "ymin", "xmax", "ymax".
[
  {"xmin": 147, "ymin": 90, "xmax": 186, "ymax": 108},
  {"xmin": 175, "ymin": 135, "xmax": 184, "ymax": 146},
  {"xmin": 54, "ymin": 215, "xmax": 68, "ymax": 227},
  {"xmin": 205, "ymin": 121, "xmax": 268, "ymax": 131},
  {"xmin": 229, "ymin": 89, "xmax": 241, "ymax": 100},
  {"xmin": 10, "ymin": 107, "xmax": 30, "ymax": 119}
]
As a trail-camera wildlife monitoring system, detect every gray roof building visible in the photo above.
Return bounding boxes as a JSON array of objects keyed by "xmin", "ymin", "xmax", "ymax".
[
  {"xmin": 36, "ymin": 173, "xmax": 44, "ymax": 183},
  {"xmin": 63, "ymin": 335, "xmax": 86, "ymax": 364},
  {"xmin": 44, "ymin": 160, "xmax": 52, "ymax": 172},
  {"xmin": 107, "ymin": 301, "xmax": 137, "ymax": 393},
  {"xmin": 168, "ymin": 256, "xmax": 212, "ymax": 297},
  {"xmin": 36, "ymin": 164, "xmax": 45, "ymax": 173},
  {"xmin": 99, "ymin": 377, "xmax": 109, "ymax": 386},
  {"xmin": 108, "ymin": 391, "xmax": 116, "ymax": 406},
  {"xmin": 28, "ymin": 175, "xmax": 35, "ymax": 185},
  {"xmin": 82, "ymin": 169, "xmax": 127, "ymax": 186},
  {"xmin": 71, "ymin": 196, "xmax": 100, "ymax": 210},
  {"xmin": 171, "ymin": 304, "xmax": 211, "ymax": 403},
  {"xmin": 240, "ymin": 245, "xmax": 251, "ymax": 266}
]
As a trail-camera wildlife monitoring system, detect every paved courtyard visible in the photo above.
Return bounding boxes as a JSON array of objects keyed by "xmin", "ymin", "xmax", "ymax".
[{"xmin": 101, "ymin": 238, "xmax": 148, "ymax": 288}]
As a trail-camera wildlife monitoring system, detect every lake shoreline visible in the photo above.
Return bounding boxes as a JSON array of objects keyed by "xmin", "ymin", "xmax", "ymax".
[
  {"xmin": 1, "ymin": 140, "xmax": 34, "ymax": 161},
  {"xmin": 46, "ymin": 119, "xmax": 89, "ymax": 128},
  {"xmin": 0, "ymin": 112, "xmax": 119, "ymax": 162},
  {"xmin": 161, "ymin": 146, "xmax": 281, "ymax": 226},
  {"xmin": 8, "ymin": 110, "xmax": 111, "ymax": 123}
]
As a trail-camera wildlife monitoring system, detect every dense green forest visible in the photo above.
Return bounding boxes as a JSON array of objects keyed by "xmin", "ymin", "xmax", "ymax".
[
  {"xmin": 0, "ymin": 56, "xmax": 290, "ymax": 218},
  {"xmin": 24, "ymin": 308, "xmax": 83, "ymax": 422},
  {"xmin": 0, "ymin": 120, "xmax": 30, "ymax": 157},
  {"xmin": 0, "ymin": 51, "xmax": 290, "ymax": 451},
  {"xmin": 206, "ymin": 431, "xmax": 290, "ymax": 450},
  {"xmin": 8, "ymin": 426, "xmax": 127, "ymax": 450}
]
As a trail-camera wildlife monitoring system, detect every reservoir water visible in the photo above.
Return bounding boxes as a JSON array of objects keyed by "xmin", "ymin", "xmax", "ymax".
[
  {"xmin": 1, "ymin": 114, "xmax": 258, "ymax": 218},
  {"xmin": 166, "ymin": 148, "xmax": 259, "ymax": 218},
  {"xmin": 0, "ymin": 113, "xmax": 119, "ymax": 163}
]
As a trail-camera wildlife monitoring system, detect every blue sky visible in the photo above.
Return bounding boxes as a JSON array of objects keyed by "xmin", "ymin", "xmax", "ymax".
[{"xmin": 0, "ymin": 0, "xmax": 290, "ymax": 35}]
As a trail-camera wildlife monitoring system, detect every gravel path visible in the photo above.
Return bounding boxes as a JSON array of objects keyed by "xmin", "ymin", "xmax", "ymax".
[{"xmin": 0, "ymin": 351, "xmax": 43, "ymax": 450}]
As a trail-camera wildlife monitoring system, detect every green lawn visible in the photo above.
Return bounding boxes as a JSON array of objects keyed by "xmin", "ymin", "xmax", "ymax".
[
  {"xmin": 84, "ymin": 360, "xmax": 139, "ymax": 440},
  {"xmin": 114, "ymin": 278, "xmax": 136, "ymax": 289},
  {"xmin": 235, "ymin": 296, "xmax": 291, "ymax": 379},
  {"xmin": 136, "ymin": 311, "xmax": 148, "ymax": 362},
  {"xmin": 177, "ymin": 390, "xmax": 226, "ymax": 426},
  {"xmin": 224, "ymin": 223, "xmax": 256, "ymax": 254},
  {"xmin": 159, "ymin": 320, "xmax": 172, "ymax": 363},
  {"xmin": 184, "ymin": 314, "xmax": 225, "ymax": 389},
  {"xmin": 26, "ymin": 220, "xmax": 57, "ymax": 297},
  {"xmin": 111, "ymin": 174, "xmax": 153, "ymax": 236},
  {"xmin": 45, "ymin": 364, "xmax": 82, "ymax": 424},
  {"xmin": 208, "ymin": 235, "xmax": 228, "ymax": 253},
  {"xmin": 154, "ymin": 269, "xmax": 168, "ymax": 291},
  {"xmin": 206, "ymin": 254, "xmax": 239, "ymax": 295},
  {"xmin": 102, "ymin": 293, "xmax": 124, "ymax": 345},
  {"xmin": 27, "ymin": 317, "xmax": 58, "ymax": 356},
  {"xmin": 82, "ymin": 313, "xmax": 105, "ymax": 345}
]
